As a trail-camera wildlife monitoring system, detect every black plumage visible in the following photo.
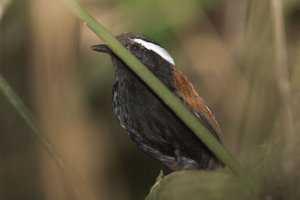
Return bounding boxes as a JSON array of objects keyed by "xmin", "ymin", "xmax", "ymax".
[{"xmin": 92, "ymin": 32, "xmax": 224, "ymax": 170}]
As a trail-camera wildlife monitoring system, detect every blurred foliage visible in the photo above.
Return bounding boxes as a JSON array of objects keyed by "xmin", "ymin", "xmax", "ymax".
[{"xmin": 1, "ymin": 0, "xmax": 300, "ymax": 200}]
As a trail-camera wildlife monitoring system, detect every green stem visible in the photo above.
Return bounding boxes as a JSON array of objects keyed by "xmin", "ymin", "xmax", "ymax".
[
  {"xmin": 0, "ymin": 74, "xmax": 95, "ymax": 200},
  {"xmin": 64, "ymin": 0, "xmax": 255, "ymax": 189}
]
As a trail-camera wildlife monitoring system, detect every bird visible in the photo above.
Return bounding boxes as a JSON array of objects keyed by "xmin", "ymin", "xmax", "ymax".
[{"xmin": 91, "ymin": 32, "xmax": 224, "ymax": 170}]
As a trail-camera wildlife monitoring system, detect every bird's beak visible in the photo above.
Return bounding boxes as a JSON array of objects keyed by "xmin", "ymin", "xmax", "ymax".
[{"xmin": 91, "ymin": 44, "xmax": 112, "ymax": 54}]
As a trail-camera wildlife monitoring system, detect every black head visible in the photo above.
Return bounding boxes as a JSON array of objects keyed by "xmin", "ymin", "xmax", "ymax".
[{"xmin": 91, "ymin": 32, "xmax": 175, "ymax": 85}]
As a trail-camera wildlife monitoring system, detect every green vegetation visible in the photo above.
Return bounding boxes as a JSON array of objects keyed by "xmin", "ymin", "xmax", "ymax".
[{"xmin": 0, "ymin": 0, "xmax": 299, "ymax": 199}]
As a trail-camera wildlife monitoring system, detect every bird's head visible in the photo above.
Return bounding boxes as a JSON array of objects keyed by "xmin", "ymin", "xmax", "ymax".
[{"xmin": 91, "ymin": 32, "xmax": 175, "ymax": 83}]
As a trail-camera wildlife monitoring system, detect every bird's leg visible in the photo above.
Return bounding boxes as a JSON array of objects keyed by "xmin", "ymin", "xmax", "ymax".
[{"xmin": 170, "ymin": 149, "xmax": 182, "ymax": 171}]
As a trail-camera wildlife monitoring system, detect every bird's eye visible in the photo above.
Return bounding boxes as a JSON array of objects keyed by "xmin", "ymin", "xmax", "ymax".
[{"xmin": 129, "ymin": 43, "xmax": 141, "ymax": 53}]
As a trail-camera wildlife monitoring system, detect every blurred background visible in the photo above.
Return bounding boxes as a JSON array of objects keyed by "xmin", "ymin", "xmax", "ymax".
[{"xmin": 0, "ymin": 0, "xmax": 300, "ymax": 199}]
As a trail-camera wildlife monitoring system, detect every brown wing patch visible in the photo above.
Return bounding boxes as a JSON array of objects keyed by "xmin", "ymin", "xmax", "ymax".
[{"xmin": 173, "ymin": 68, "xmax": 223, "ymax": 141}]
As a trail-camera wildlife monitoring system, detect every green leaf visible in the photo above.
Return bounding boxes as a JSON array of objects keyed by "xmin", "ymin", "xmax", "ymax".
[{"xmin": 146, "ymin": 170, "xmax": 253, "ymax": 200}]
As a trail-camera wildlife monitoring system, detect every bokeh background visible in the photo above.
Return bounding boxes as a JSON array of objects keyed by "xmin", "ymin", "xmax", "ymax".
[{"xmin": 1, "ymin": 0, "xmax": 300, "ymax": 199}]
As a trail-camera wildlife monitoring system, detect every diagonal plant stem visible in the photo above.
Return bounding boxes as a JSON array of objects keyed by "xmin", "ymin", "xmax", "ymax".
[
  {"xmin": 0, "ymin": 74, "xmax": 95, "ymax": 200},
  {"xmin": 63, "ymin": 0, "xmax": 255, "ymax": 188}
]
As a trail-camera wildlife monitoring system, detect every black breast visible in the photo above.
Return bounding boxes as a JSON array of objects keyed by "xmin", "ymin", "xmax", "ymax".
[{"xmin": 112, "ymin": 64, "xmax": 221, "ymax": 170}]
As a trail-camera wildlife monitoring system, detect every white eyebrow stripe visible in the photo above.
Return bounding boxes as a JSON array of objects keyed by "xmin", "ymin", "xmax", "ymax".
[{"xmin": 131, "ymin": 38, "xmax": 175, "ymax": 65}]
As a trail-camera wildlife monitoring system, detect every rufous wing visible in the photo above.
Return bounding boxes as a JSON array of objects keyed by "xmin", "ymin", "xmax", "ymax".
[{"xmin": 172, "ymin": 67, "xmax": 223, "ymax": 142}]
